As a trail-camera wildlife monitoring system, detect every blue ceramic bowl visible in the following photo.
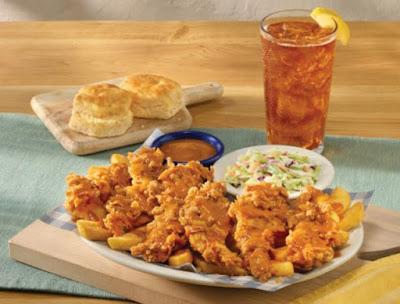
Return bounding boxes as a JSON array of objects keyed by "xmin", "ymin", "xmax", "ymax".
[{"xmin": 150, "ymin": 130, "xmax": 224, "ymax": 166}]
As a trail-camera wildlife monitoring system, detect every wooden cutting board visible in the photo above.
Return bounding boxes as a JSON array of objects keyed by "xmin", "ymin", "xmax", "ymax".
[
  {"xmin": 31, "ymin": 78, "xmax": 224, "ymax": 155},
  {"xmin": 9, "ymin": 205, "xmax": 400, "ymax": 304}
]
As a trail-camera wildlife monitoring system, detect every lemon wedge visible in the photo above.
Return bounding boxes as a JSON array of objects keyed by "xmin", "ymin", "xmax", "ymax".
[{"xmin": 311, "ymin": 7, "xmax": 350, "ymax": 45}]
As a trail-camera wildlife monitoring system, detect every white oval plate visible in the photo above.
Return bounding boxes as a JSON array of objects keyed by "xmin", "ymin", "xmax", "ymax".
[
  {"xmin": 213, "ymin": 145, "xmax": 335, "ymax": 199},
  {"xmin": 81, "ymin": 225, "xmax": 363, "ymax": 291}
]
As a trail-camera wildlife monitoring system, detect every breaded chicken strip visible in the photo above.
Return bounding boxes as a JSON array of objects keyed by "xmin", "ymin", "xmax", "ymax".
[
  {"xmin": 87, "ymin": 163, "xmax": 131, "ymax": 202},
  {"xmin": 179, "ymin": 182, "xmax": 246, "ymax": 276},
  {"xmin": 64, "ymin": 173, "xmax": 106, "ymax": 221},
  {"xmin": 158, "ymin": 161, "xmax": 213, "ymax": 199},
  {"xmin": 286, "ymin": 187, "xmax": 349, "ymax": 271},
  {"xmin": 127, "ymin": 147, "xmax": 165, "ymax": 182},
  {"xmin": 228, "ymin": 183, "xmax": 288, "ymax": 281},
  {"xmin": 130, "ymin": 193, "xmax": 186, "ymax": 262},
  {"xmin": 104, "ymin": 181, "xmax": 161, "ymax": 236},
  {"xmin": 130, "ymin": 161, "xmax": 213, "ymax": 262}
]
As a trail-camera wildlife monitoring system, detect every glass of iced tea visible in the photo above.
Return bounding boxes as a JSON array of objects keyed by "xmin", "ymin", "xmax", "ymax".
[{"xmin": 260, "ymin": 9, "xmax": 337, "ymax": 151}]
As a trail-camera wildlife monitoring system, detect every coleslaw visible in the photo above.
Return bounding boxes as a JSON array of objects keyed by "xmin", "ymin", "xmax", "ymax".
[{"xmin": 224, "ymin": 149, "xmax": 321, "ymax": 192}]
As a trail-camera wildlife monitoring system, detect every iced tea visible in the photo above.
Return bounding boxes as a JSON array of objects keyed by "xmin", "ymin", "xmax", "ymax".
[{"xmin": 260, "ymin": 10, "xmax": 336, "ymax": 150}]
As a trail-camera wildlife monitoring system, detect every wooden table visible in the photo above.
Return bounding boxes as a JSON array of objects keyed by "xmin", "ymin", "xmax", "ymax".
[{"xmin": 0, "ymin": 21, "xmax": 399, "ymax": 303}]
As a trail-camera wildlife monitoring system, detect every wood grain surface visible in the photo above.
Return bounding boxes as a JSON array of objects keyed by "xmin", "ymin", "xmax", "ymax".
[
  {"xmin": 0, "ymin": 21, "xmax": 399, "ymax": 138},
  {"xmin": 1, "ymin": 20, "xmax": 400, "ymax": 304}
]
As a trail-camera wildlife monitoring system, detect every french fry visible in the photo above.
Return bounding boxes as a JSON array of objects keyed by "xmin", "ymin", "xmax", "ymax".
[
  {"xmin": 110, "ymin": 153, "xmax": 128, "ymax": 164},
  {"xmin": 107, "ymin": 231, "xmax": 144, "ymax": 251},
  {"xmin": 271, "ymin": 260, "xmax": 294, "ymax": 277},
  {"xmin": 272, "ymin": 246, "xmax": 288, "ymax": 261},
  {"xmin": 331, "ymin": 187, "xmax": 351, "ymax": 211},
  {"xmin": 194, "ymin": 257, "xmax": 220, "ymax": 274},
  {"xmin": 335, "ymin": 230, "xmax": 349, "ymax": 247},
  {"xmin": 339, "ymin": 201, "xmax": 365, "ymax": 231},
  {"xmin": 76, "ymin": 220, "xmax": 112, "ymax": 241},
  {"xmin": 330, "ymin": 211, "xmax": 340, "ymax": 223},
  {"xmin": 194, "ymin": 257, "xmax": 247, "ymax": 276},
  {"xmin": 168, "ymin": 249, "xmax": 193, "ymax": 267}
]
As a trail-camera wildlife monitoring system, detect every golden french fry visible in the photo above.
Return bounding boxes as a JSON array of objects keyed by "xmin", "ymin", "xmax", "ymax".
[
  {"xmin": 168, "ymin": 249, "xmax": 193, "ymax": 267},
  {"xmin": 330, "ymin": 211, "xmax": 340, "ymax": 223},
  {"xmin": 331, "ymin": 187, "xmax": 351, "ymax": 211},
  {"xmin": 76, "ymin": 220, "xmax": 112, "ymax": 241},
  {"xmin": 336, "ymin": 230, "xmax": 349, "ymax": 247},
  {"xmin": 271, "ymin": 260, "xmax": 294, "ymax": 277},
  {"xmin": 110, "ymin": 153, "xmax": 128, "ymax": 164},
  {"xmin": 339, "ymin": 201, "xmax": 365, "ymax": 231},
  {"xmin": 272, "ymin": 246, "xmax": 288, "ymax": 261},
  {"xmin": 194, "ymin": 257, "xmax": 220, "ymax": 273},
  {"xmin": 107, "ymin": 231, "xmax": 144, "ymax": 251},
  {"xmin": 193, "ymin": 257, "xmax": 247, "ymax": 276}
]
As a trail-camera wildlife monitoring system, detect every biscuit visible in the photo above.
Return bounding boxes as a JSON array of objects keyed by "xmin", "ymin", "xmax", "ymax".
[
  {"xmin": 69, "ymin": 83, "xmax": 134, "ymax": 137},
  {"xmin": 120, "ymin": 74, "xmax": 184, "ymax": 120}
]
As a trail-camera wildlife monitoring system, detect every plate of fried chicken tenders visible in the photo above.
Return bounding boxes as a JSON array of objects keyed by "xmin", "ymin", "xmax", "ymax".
[{"xmin": 65, "ymin": 146, "xmax": 368, "ymax": 291}]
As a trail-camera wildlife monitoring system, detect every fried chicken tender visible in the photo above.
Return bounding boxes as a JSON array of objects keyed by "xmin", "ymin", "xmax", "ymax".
[
  {"xmin": 87, "ymin": 163, "xmax": 131, "ymax": 202},
  {"xmin": 130, "ymin": 193, "xmax": 187, "ymax": 262},
  {"xmin": 127, "ymin": 147, "xmax": 165, "ymax": 182},
  {"xmin": 158, "ymin": 161, "xmax": 213, "ymax": 199},
  {"xmin": 130, "ymin": 161, "xmax": 212, "ymax": 263},
  {"xmin": 127, "ymin": 181, "xmax": 161, "ymax": 218},
  {"xmin": 104, "ymin": 181, "xmax": 161, "ymax": 236},
  {"xmin": 286, "ymin": 187, "xmax": 349, "ymax": 271},
  {"xmin": 288, "ymin": 187, "xmax": 349, "ymax": 248},
  {"xmin": 286, "ymin": 221, "xmax": 341, "ymax": 271},
  {"xmin": 64, "ymin": 174, "xmax": 106, "ymax": 221},
  {"xmin": 228, "ymin": 183, "xmax": 289, "ymax": 281},
  {"xmin": 287, "ymin": 186, "xmax": 326, "ymax": 228},
  {"xmin": 179, "ymin": 182, "xmax": 246, "ymax": 276}
]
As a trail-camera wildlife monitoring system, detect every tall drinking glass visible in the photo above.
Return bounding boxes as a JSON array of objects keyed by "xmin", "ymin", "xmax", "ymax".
[{"xmin": 260, "ymin": 9, "xmax": 337, "ymax": 151}]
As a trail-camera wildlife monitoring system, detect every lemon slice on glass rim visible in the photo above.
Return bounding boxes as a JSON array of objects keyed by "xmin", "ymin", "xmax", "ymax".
[{"xmin": 311, "ymin": 7, "xmax": 350, "ymax": 45}]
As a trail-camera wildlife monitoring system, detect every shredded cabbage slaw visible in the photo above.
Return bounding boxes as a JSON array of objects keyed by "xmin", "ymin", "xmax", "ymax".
[{"xmin": 224, "ymin": 149, "xmax": 321, "ymax": 192}]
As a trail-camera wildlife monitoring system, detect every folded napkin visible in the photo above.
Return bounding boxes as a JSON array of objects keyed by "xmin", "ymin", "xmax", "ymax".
[{"xmin": 293, "ymin": 253, "xmax": 400, "ymax": 304}]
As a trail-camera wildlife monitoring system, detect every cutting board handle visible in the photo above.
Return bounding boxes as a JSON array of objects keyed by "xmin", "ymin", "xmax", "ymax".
[{"xmin": 183, "ymin": 82, "xmax": 224, "ymax": 106}]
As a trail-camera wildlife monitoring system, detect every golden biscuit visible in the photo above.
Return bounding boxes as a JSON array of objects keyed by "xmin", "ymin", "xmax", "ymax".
[
  {"xmin": 69, "ymin": 83, "xmax": 134, "ymax": 137},
  {"xmin": 120, "ymin": 74, "xmax": 184, "ymax": 119}
]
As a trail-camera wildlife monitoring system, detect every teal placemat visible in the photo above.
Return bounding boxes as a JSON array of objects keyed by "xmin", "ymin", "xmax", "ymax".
[{"xmin": 0, "ymin": 113, "xmax": 399, "ymax": 299}]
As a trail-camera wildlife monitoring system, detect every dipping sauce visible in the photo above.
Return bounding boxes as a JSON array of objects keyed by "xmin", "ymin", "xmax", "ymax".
[{"xmin": 159, "ymin": 139, "xmax": 216, "ymax": 162}]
